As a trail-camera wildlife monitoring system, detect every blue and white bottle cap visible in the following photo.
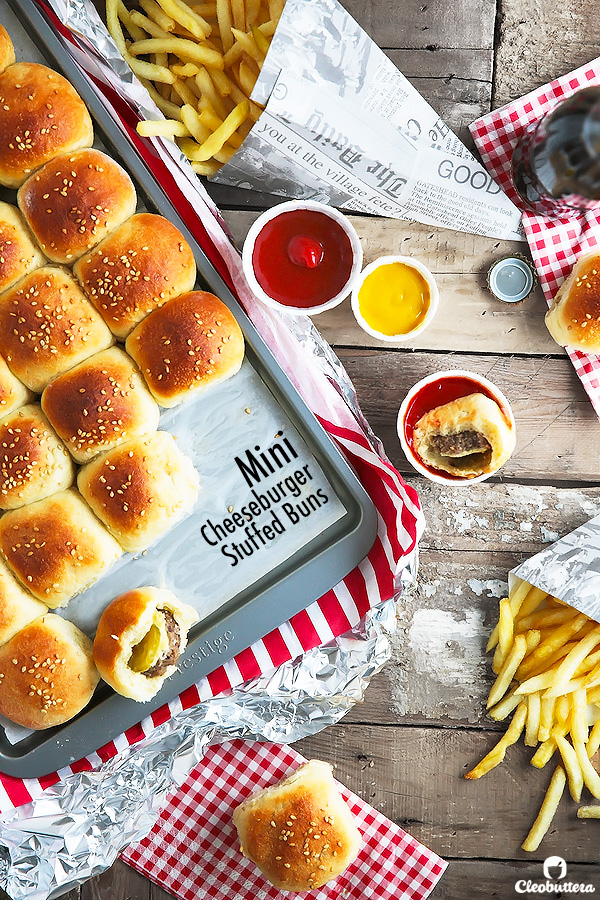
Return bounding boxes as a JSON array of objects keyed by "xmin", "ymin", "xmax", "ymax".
[{"xmin": 487, "ymin": 254, "xmax": 537, "ymax": 304}]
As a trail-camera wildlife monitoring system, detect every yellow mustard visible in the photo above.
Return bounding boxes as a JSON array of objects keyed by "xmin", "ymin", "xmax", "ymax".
[{"xmin": 357, "ymin": 261, "xmax": 431, "ymax": 336}]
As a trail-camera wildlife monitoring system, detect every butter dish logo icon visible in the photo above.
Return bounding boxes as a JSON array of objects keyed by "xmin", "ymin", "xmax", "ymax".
[{"xmin": 543, "ymin": 857, "xmax": 567, "ymax": 881}]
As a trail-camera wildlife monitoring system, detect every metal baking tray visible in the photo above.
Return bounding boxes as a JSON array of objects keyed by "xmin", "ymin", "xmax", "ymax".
[{"xmin": 0, "ymin": 0, "xmax": 378, "ymax": 778}]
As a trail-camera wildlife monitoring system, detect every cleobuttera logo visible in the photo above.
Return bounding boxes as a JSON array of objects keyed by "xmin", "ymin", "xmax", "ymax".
[
  {"xmin": 543, "ymin": 857, "xmax": 567, "ymax": 881},
  {"xmin": 515, "ymin": 857, "xmax": 595, "ymax": 894}
]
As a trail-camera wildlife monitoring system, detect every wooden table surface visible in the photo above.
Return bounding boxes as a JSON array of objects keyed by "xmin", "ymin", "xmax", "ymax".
[{"xmin": 25, "ymin": 0, "xmax": 600, "ymax": 897}]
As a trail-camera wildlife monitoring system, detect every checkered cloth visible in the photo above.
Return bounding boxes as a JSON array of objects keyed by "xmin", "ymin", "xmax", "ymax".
[
  {"xmin": 470, "ymin": 58, "xmax": 600, "ymax": 416},
  {"xmin": 122, "ymin": 740, "xmax": 447, "ymax": 900}
]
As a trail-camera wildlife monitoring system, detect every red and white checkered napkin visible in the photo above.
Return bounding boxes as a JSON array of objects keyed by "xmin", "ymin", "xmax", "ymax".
[
  {"xmin": 122, "ymin": 740, "xmax": 447, "ymax": 900},
  {"xmin": 470, "ymin": 58, "xmax": 600, "ymax": 416},
  {"xmin": 0, "ymin": 0, "xmax": 424, "ymax": 816}
]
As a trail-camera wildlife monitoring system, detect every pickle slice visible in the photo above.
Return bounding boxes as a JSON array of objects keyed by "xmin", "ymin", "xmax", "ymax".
[{"xmin": 129, "ymin": 623, "xmax": 162, "ymax": 673}]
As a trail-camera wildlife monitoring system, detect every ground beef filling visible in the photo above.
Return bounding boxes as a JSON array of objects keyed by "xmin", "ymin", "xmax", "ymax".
[
  {"xmin": 429, "ymin": 430, "xmax": 491, "ymax": 458},
  {"xmin": 143, "ymin": 610, "xmax": 181, "ymax": 678}
]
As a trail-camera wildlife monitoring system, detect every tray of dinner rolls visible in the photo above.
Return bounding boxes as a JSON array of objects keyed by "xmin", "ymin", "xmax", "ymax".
[{"xmin": 0, "ymin": 2, "xmax": 377, "ymax": 777}]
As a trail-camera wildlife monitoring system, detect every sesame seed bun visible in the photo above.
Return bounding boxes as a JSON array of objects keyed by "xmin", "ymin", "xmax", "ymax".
[
  {"xmin": 0, "ymin": 489, "xmax": 122, "ymax": 608},
  {"xmin": 93, "ymin": 586, "xmax": 198, "ymax": 702},
  {"xmin": 77, "ymin": 431, "xmax": 199, "ymax": 553},
  {"xmin": 0, "ymin": 200, "xmax": 46, "ymax": 295},
  {"xmin": 0, "ymin": 63, "xmax": 93, "ymax": 189},
  {"xmin": 18, "ymin": 148, "xmax": 137, "ymax": 265},
  {"xmin": 126, "ymin": 290, "xmax": 244, "ymax": 408},
  {"xmin": 0, "ymin": 403, "xmax": 74, "ymax": 510},
  {"xmin": 0, "ymin": 354, "xmax": 32, "ymax": 419},
  {"xmin": 0, "ymin": 24, "xmax": 15, "ymax": 75},
  {"xmin": 0, "ymin": 614, "xmax": 99, "ymax": 729},
  {"xmin": 0, "ymin": 266, "xmax": 114, "ymax": 393},
  {"xmin": 74, "ymin": 213, "xmax": 197, "ymax": 339},
  {"xmin": 41, "ymin": 346, "xmax": 160, "ymax": 464},
  {"xmin": 233, "ymin": 760, "xmax": 362, "ymax": 892},
  {"xmin": 0, "ymin": 556, "xmax": 47, "ymax": 648},
  {"xmin": 545, "ymin": 250, "xmax": 600, "ymax": 352}
]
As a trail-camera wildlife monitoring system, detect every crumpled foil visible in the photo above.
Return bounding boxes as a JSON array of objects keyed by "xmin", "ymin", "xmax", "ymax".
[{"xmin": 0, "ymin": 3, "xmax": 421, "ymax": 898}]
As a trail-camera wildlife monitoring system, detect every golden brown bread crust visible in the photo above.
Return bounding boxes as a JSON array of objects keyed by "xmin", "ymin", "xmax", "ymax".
[
  {"xmin": 93, "ymin": 586, "xmax": 198, "ymax": 701},
  {"xmin": 412, "ymin": 392, "xmax": 516, "ymax": 478},
  {"xmin": 41, "ymin": 346, "xmax": 160, "ymax": 463},
  {"xmin": 0, "ymin": 200, "xmax": 46, "ymax": 294},
  {"xmin": 0, "ymin": 63, "xmax": 94, "ymax": 189},
  {"xmin": 74, "ymin": 213, "xmax": 197, "ymax": 339},
  {"xmin": 126, "ymin": 290, "xmax": 245, "ymax": 408},
  {"xmin": 0, "ymin": 614, "xmax": 99, "ymax": 729},
  {"xmin": 18, "ymin": 149, "xmax": 137, "ymax": 265},
  {"xmin": 0, "ymin": 266, "xmax": 114, "ymax": 392},
  {"xmin": 0, "ymin": 555, "xmax": 47, "ymax": 647},
  {"xmin": 545, "ymin": 251, "xmax": 600, "ymax": 351},
  {"xmin": 0, "ymin": 24, "xmax": 15, "ymax": 74},
  {"xmin": 77, "ymin": 431, "xmax": 199, "ymax": 552},
  {"xmin": 0, "ymin": 403, "xmax": 74, "ymax": 509},
  {"xmin": 0, "ymin": 354, "xmax": 31, "ymax": 418},
  {"xmin": 0, "ymin": 489, "xmax": 122, "ymax": 608},
  {"xmin": 233, "ymin": 760, "xmax": 361, "ymax": 891}
]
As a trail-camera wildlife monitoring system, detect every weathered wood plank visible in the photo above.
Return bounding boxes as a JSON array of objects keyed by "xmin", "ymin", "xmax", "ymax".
[
  {"xmin": 338, "ymin": 350, "xmax": 599, "ymax": 483},
  {"xmin": 221, "ymin": 211, "xmax": 558, "ymax": 355},
  {"xmin": 82, "ymin": 861, "xmax": 150, "ymax": 900},
  {"xmin": 296, "ymin": 723, "xmax": 600, "ymax": 861},
  {"xmin": 342, "ymin": 0, "xmax": 496, "ymax": 51},
  {"xmin": 494, "ymin": 0, "xmax": 600, "ymax": 108}
]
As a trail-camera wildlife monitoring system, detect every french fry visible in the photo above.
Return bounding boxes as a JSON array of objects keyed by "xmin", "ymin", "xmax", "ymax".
[
  {"xmin": 231, "ymin": 0, "xmax": 246, "ymax": 29},
  {"xmin": 521, "ymin": 766, "xmax": 567, "ymax": 852},
  {"xmin": 587, "ymin": 717, "xmax": 600, "ymax": 759},
  {"xmin": 488, "ymin": 687, "xmax": 521, "ymax": 722},
  {"xmin": 525, "ymin": 692, "xmax": 541, "ymax": 747},
  {"xmin": 571, "ymin": 689, "xmax": 590, "ymax": 745},
  {"xmin": 487, "ymin": 635, "xmax": 528, "ymax": 708},
  {"xmin": 487, "ymin": 581, "xmax": 539, "ymax": 652},
  {"xmin": 136, "ymin": 118, "xmax": 191, "ymax": 137},
  {"xmin": 190, "ymin": 99, "xmax": 249, "ymax": 160},
  {"xmin": 139, "ymin": 0, "xmax": 177, "ymax": 31},
  {"xmin": 538, "ymin": 695, "xmax": 555, "ymax": 743},
  {"xmin": 216, "ymin": 0, "xmax": 234, "ymax": 51},
  {"xmin": 544, "ymin": 626, "xmax": 600, "ymax": 699},
  {"xmin": 154, "ymin": 0, "xmax": 212, "ymax": 38},
  {"xmin": 554, "ymin": 734, "xmax": 583, "ymax": 801},
  {"xmin": 230, "ymin": 27, "xmax": 265, "ymax": 65},
  {"xmin": 573, "ymin": 740, "xmax": 600, "ymax": 799},
  {"xmin": 465, "ymin": 703, "xmax": 527, "ymax": 779},
  {"xmin": 577, "ymin": 805, "xmax": 600, "ymax": 818},
  {"xmin": 128, "ymin": 37, "xmax": 225, "ymax": 69}
]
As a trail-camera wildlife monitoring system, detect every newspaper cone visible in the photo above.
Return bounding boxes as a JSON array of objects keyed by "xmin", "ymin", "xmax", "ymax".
[{"xmin": 213, "ymin": 0, "xmax": 524, "ymax": 241}]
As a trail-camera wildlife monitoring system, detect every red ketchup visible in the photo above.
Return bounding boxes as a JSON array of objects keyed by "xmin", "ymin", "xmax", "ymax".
[
  {"xmin": 251, "ymin": 209, "xmax": 354, "ymax": 309},
  {"xmin": 403, "ymin": 375, "xmax": 507, "ymax": 480}
]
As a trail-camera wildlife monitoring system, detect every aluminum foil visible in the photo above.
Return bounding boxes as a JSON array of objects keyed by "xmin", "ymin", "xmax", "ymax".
[{"xmin": 511, "ymin": 513, "xmax": 600, "ymax": 623}]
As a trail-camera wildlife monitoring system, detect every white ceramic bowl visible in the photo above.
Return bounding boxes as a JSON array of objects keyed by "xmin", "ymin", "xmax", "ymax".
[
  {"xmin": 351, "ymin": 255, "xmax": 439, "ymax": 341},
  {"xmin": 241, "ymin": 200, "xmax": 363, "ymax": 315},
  {"xmin": 397, "ymin": 369, "xmax": 516, "ymax": 485}
]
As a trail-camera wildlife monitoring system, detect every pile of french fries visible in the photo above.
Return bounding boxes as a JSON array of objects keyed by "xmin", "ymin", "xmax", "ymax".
[
  {"xmin": 466, "ymin": 578, "xmax": 600, "ymax": 851},
  {"xmin": 106, "ymin": 0, "xmax": 284, "ymax": 175}
]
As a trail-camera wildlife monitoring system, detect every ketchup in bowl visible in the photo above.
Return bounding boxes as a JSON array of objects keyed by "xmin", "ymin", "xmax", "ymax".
[{"xmin": 243, "ymin": 201, "xmax": 362, "ymax": 314}]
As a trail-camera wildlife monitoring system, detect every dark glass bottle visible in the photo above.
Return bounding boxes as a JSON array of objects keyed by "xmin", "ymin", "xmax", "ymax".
[{"xmin": 511, "ymin": 86, "xmax": 600, "ymax": 217}]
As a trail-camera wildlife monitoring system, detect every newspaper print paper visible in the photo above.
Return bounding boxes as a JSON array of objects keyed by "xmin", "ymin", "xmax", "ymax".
[
  {"xmin": 511, "ymin": 514, "xmax": 600, "ymax": 623},
  {"xmin": 213, "ymin": 0, "xmax": 524, "ymax": 240}
]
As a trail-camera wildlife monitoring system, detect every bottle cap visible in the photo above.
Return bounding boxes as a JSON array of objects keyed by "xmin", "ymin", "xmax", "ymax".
[{"xmin": 487, "ymin": 254, "xmax": 537, "ymax": 304}]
